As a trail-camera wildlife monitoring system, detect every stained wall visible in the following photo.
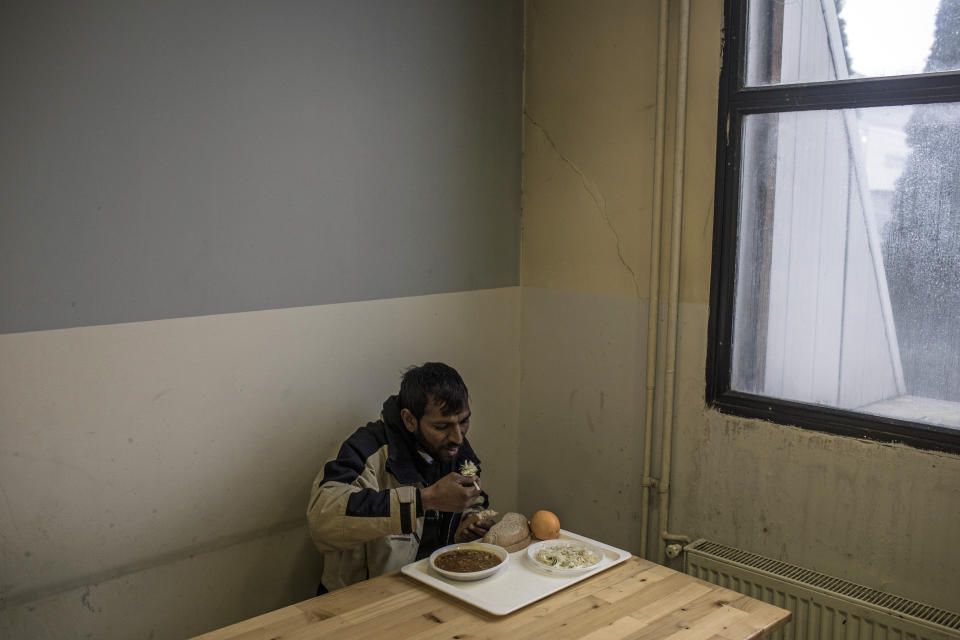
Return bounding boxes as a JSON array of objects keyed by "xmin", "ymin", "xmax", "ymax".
[{"xmin": 520, "ymin": 0, "xmax": 960, "ymax": 612}]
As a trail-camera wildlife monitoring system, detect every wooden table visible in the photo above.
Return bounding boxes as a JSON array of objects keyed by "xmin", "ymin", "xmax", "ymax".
[{"xmin": 193, "ymin": 556, "xmax": 791, "ymax": 640}]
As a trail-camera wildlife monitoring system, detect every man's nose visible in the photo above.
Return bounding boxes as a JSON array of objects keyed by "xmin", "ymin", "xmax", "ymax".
[{"xmin": 449, "ymin": 427, "xmax": 464, "ymax": 444}]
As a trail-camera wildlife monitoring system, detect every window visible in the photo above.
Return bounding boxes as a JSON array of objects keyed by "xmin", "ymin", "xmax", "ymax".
[{"xmin": 708, "ymin": 0, "xmax": 960, "ymax": 453}]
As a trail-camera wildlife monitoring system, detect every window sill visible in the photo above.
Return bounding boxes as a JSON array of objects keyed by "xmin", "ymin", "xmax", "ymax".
[{"xmin": 858, "ymin": 395, "xmax": 960, "ymax": 430}]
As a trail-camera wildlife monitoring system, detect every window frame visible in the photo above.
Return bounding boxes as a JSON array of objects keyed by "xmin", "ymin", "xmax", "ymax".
[{"xmin": 706, "ymin": 0, "xmax": 960, "ymax": 455}]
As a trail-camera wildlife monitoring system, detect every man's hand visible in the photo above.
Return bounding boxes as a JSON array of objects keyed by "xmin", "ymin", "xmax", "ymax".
[
  {"xmin": 421, "ymin": 472, "xmax": 482, "ymax": 513},
  {"xmin": 454, "ymin": 516, "xmax": 495, "ymax": 542}
]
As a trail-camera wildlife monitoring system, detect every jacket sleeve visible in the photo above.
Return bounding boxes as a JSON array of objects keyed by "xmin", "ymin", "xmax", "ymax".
[{"xmin": 306, "ymin": 431, "xmax": 420, "ymax": 553}]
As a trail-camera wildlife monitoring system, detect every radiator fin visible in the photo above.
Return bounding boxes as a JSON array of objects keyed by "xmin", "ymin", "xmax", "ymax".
[{"xmin": 685, "ymin": 539, "xmax": 960, "ymax": 640}]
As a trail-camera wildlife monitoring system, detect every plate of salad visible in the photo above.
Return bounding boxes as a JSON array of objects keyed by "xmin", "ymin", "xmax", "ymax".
[{"xmin": 526, "ymin": 539, "xmax": 605, "ymax": 575}]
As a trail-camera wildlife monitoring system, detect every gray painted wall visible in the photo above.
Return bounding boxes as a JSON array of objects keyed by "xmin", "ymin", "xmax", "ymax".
[{"xmin": 0, "ymin": 0, "xmax": 522, "ymax": 334}]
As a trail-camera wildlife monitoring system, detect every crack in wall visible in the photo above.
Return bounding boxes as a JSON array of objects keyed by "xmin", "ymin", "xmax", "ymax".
[
  {"xmin": 80, "ymin": 585, "xmax": 96, "ymax": 613},
  {"xmin": 524, "ymin": 109, "xmax": 641, "ymax": 296}
]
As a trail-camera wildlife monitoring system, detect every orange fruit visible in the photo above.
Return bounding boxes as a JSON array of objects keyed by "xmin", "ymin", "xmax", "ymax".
[{"xmin": 529, "ymin": 510, "xmax": 560, "ymax": 540}]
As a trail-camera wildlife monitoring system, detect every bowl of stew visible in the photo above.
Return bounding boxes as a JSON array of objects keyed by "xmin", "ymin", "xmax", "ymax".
[{"xmin": 429, "ymin": 542, "xmax": 509, "ymax": 581}]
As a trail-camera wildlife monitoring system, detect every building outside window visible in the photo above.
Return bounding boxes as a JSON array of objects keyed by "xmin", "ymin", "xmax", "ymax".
[{"xmin": 708, "ymin": 0, "xmax": 960, "ymax": 453}]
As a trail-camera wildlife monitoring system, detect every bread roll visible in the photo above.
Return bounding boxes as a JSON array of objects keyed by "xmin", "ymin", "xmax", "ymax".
[
  {"xmin": 482, "ymin": 512, "xmax": 531, "ymax": 550},
  {"xmin": 500, "ymin": 531, "xmax": 532, "ymax": 553}
]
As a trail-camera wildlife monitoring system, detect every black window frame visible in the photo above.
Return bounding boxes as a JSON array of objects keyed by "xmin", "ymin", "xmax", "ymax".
[{"xmin": 706, "ymin": 0, "xmax": 960, "ymax": 455}]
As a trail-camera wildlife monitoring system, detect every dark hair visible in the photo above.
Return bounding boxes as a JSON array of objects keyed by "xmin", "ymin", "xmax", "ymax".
[{"xmin": 398, "ymin": 362, "xmax": 469, "ymax": 420}]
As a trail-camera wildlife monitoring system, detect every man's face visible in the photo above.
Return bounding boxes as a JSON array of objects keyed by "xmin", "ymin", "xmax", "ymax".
[{"xmin": 402, "ymin": 397, "xmax": 471, "ymax": 463}]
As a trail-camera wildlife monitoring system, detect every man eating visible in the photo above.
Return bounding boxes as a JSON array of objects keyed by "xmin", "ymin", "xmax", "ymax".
[{"xmin": 307, "ymin": 362, "xmax": 494, "ymax": 593}]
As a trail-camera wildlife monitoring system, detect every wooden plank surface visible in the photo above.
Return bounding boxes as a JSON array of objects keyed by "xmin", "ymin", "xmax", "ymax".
[{"xmin": 192, "ymin": 557, "xmax": 790, "ymax": 640}]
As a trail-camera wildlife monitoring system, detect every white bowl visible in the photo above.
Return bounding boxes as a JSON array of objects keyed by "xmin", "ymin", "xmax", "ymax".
[
  {"xmin": 429, "ymin": 542, "xmax": 509, "ymax": 581},
  {"xmin": 526, "ymin": 539, "xmax": 605, "ymax": 576}
]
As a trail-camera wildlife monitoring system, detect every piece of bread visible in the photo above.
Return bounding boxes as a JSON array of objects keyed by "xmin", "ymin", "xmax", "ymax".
[
  {"xmin": 459, "ymin": 509, "xmax": 498, "ymax": 529},
  {"xmin": 454, "ymin": 509, "xmax": 498, "ymax": 542},
  {"xmin": 482, "ymin": 512, "xmax": 530, "ymax": 548}
]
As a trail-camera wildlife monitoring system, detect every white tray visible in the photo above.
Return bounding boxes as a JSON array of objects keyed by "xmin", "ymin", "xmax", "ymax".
[{"xmin": 400, "ymin": 529, "xmax": 631, "ymax": 616}]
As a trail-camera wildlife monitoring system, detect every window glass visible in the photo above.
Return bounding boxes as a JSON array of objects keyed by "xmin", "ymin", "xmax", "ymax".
[
  {"xmin": 745, "ymin": 0, "xmax": 956, "ymax": 86},
  {"xmin": 732, "ymin": 103, "xmax": 960, "ymax": 429}
]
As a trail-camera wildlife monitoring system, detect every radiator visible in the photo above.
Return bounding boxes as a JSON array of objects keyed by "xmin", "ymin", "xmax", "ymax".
[{"xmin": 684, "ymin": 539, "xmax": 960, "ymax": 640}]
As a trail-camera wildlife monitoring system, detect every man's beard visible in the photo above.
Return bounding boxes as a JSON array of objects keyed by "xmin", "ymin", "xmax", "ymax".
[{"xmin": 413, "ymin": 423, "xmax": 454, "ymax": 463}]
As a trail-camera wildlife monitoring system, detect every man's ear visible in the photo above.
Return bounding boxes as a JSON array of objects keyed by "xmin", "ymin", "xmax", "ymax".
[{"xmin": 400, "ymin": 408, "xmax": 417, "ymax": 433}]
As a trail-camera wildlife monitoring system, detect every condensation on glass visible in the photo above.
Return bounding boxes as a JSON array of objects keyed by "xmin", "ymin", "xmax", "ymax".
[
  {"xmin": 745, "ymin": 0, "xmax": 958, "ymax": 86},
  {"xmin": 731, "ymin": 103, "xmax": 960, "ymax": 428}
]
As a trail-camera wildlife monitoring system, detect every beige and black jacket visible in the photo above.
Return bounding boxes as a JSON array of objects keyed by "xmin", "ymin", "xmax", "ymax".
[{"xmin": 307, "ymin": 396, "xmax": 488, "ymax": 591}]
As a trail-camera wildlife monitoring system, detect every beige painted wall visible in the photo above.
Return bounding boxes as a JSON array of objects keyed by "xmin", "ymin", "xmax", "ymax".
[
  {"xmin": 0, "ymin": 287, "xmax": 521, "ymax": 638},
  {"xmin": 521, "ymin": 0, "xmax": 960, "ymax": 613},
  {"xmin": 519, "ymin": 286, "xmax": 650, "ymax": 553},
  {"xmin": 522, "ymin": 0, "xmax": 658, "ymax": 298}
]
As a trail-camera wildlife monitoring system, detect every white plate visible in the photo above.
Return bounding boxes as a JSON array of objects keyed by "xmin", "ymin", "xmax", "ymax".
[
  {"xmin": 401, "ymin": 530, "xmax": 631, "ymax": 616},
  {"xmin": 429, "ymin": 542, "xmax": 509, "ymax": 581},
  {"xmin": 526, "ymin": 539, "xmax": 604, "ymax": 575}
]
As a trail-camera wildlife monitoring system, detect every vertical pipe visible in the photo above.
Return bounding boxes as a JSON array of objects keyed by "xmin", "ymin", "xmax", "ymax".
[
  {"xmin": 657, "ymin": 0, "xmax": 691, "ymax": 565},
  {"xmin": 639, "ymin": 0, "xmax": 670, "ymax": 560}
]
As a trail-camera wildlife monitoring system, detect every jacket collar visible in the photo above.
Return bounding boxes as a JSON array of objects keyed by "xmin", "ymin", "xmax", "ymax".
[{"xmin": 381, "ymin": 395, "xmax": 428, "ymax": 485}]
